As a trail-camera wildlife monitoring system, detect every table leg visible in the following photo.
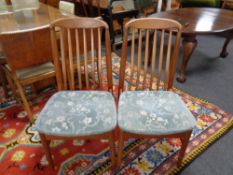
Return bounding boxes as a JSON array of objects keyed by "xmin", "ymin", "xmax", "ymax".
[
  {"xmin": 177, "ymin": 35, "xmax": 197, "ymax": 83},
  {"xmin": 220, "ymin": 31, "xmax": 233, "ymax": 58}
]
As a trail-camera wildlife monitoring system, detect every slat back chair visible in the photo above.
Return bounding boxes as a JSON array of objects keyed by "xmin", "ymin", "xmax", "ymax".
[
  {"xmin": 50, "ymin": 17, "xmax": 113, "ymax": 91},
  {"xmin": 119, "ymin": 18, "xmax": 182, "ymax": 94},
  {"xmin": 117, "ymin": 18, "xmax": 196, "ymax": 167},
  {"xmin": 0, "ymin": 27, "xmax": 56, "ymax": 122},
  {"xmin": 35, "ymin": 17, "xmax": 117, "ymax": 169}
]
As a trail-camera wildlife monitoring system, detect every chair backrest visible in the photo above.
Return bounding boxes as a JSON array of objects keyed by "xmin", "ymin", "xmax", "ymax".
[
  {"xmin": 75, "ymin": 0, "xmax": 102, "ymax": 17},
  {"xmin": 50, "ymin": 17, "xmax": 113, "ymax": 91},
  {"xmin": 11, "ymin": 0, "xmax": 39, "ymax": 11},
  {"xmin": 0, "ymin": 26, "xmax": 53, "ymax": 73},
  {"xmin": 59, "ymin": 0, "xmax": 75, "ymax": 14},
  {"xmin": 118, "ymin": 18, "xmax": 181, "ymax": 94}
]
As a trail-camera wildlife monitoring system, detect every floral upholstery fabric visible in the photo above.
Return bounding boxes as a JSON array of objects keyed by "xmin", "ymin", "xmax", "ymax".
[
  {"xmin": 118, "ymin": 91, "xmax": 196, "ymax": 135},
  {"xmin": 35, "ymin": 91, "xmax": 117, "ymax": 136}
]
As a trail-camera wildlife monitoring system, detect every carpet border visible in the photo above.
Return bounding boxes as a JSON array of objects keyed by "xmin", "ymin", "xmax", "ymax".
[{"xmin": 166, "ymin": 117, "xmax": 233, "ymax": 175}]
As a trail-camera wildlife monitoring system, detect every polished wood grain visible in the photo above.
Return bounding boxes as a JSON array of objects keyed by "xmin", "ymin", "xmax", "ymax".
[
  {"xmin": 150, "ymin": 8, "xmax": 233, "ymax": 82},
  {"xmin": 118, "ymin": 18, "xmax": 190, "ymax": 168},
  {"xmin": 0, "ymin": 2, "xmax": 71, "ymax": 34},
  {"xmin": 150, "ymin": 8, "xmax": 233, "ymax": 35}
]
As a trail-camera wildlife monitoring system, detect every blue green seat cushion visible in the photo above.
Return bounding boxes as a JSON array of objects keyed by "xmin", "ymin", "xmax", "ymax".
[
  {"xmin": 35, "ymin": 91, "xmax": 117, "ymax": 137},
  {"xmin": 118, "ymin": 91, "xmax": 196, "ymax": 135}
]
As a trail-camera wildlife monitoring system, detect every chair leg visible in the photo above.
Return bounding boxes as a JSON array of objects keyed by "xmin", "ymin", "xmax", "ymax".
[
  {"xmin": 177, "ymin": 130, "xmax": 192, "ymax": 167},
  {"xmin": 5, "ymin": 73, "xmax": 17, "ymax": 99},
  {"xmin": 0, "ymin": 66, "xmax": 8, "ymax": 98},
  {"xmin": 109, "ymin": 131, "xmax": 116, "ymax": 168},
  {"xmin": 15, "ymin": 80, "xmax": 34, "ymax": 122},
  {"xmin": 117, "ymin": 130, "xmax": 124, "ymax": 168},
  {"xmin": 39, "ymin": 133, "xmax": 54, "ymax": 169}
]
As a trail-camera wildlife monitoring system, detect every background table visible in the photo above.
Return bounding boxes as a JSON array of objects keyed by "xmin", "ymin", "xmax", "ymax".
[
  {"xmin": 150, "ymin": 8, "xmax": 233, "ymax": 82},
  {"xmin": 0, "ymin": 2, "xmax": 72, "ymax": 93},
  {"xmin": 0, "ymin": 2, "xmax": 71, "ymax": 34}
]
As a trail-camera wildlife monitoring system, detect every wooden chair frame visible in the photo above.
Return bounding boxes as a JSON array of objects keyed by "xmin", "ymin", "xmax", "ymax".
[
  {"xmin": 0, "ymin": 26, "xmax": 57, "ymax": 122},
  {"xmin": 39, "ymin": 17, "xmax": 115, "ymax": 169},
  {"xmin": 117, "ymin": 18, "xmax": 192, "ymax": 167}
]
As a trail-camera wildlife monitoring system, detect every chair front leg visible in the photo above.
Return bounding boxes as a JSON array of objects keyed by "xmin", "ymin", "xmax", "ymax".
[
  {"xmin": 15, "ymin": 79, "xmax": 34, "ymax": 122},
  {"xmin": 5, "ymin": 73, "xmax": 17, "ymax": 100},
  {"xmin": 117, "ymin": 130, "xmax": 125, "ymax": 168},
  {"xmin": 177, "ymin": 130, "xmax": 192, "ymax": 167},
  {"xmin": 39, "ymin": 133, "xmax": 54, "ymax": 169},
  {"xmin": 108, "ymin": 131, "xmax": 116, "ymax": 168}
]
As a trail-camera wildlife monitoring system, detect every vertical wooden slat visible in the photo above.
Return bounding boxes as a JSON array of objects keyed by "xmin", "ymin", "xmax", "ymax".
[
  {"xmin": 75, "ymin": 29, "xmax": 82, "ymax": 89},
  {"xmin": 67, "ymin": 29, "xmax": 74, "ymax": 90},
  {"xmin": 136, "ymin": 29, "xmax": 142, "ymax": 89},
  {"xmin": 143, "ymin": 29, "xmax": 150, "ymax": 89},
  {"xmin": 156, "ymin": 29, "xmax": 165, "ymax": 90},
  {"xmin": 150, "ymin": 30, "xmax": 157, "ymax": 90},
  {"xmin": 83, "ymin": 29, "xmax": 90, "ymax": 88},
  {"xmin": 60, "ymin": 28, "xmax": 67, "ymax": 90},
  {"xmin": 105, "ymin": 28, "xmax": 113, "ymax": 92},
  {"xmin": 129, "ymin": 28, "xmax": 135, "ymax": 90},
  {"xmin": 97, "ymin": 28, "xmax": 103, "ymax": 89},
  {"xmin": 50, "ymin": 27, "xmax": 62, "ymax": 91},
  {"xmin": 90, "ymin": 28, "xmax": 96, "ymax": 88},
  {"xmin": 164, "ymin": 30, "xmax": 172, "ymax": 90}
]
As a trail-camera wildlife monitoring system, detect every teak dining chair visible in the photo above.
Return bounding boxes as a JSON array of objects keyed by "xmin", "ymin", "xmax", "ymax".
[
  {"xmin": 0, "ymin": 27, "xmax": 56, "ymax": 122},
  {"xmin": 35, "ymin": 17, "xmax": 117, "ymax": 169},
  {"xmin": 117, "ymin": 18, "xmax": 196, "ymax": 167}
]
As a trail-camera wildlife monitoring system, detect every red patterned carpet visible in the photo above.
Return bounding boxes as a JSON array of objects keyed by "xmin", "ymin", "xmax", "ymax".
[{"xmin": 0, "ymin": 57, "xmax": 232, "ymax": 174}]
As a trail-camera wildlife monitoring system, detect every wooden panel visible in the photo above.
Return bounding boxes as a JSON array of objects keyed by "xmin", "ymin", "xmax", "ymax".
[{"xmin": 0, "ymin": 27, "xmax": 52, "ymax": 71}]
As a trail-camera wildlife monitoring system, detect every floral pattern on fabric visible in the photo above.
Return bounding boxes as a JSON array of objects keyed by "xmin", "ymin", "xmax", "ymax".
[
  {"xmin": 118, "ymin": 91, "xmax": 196, "ymax": 135},
  {"xmin": 35, "ymin": 91, "xmax": 117, "ymax": 136}
]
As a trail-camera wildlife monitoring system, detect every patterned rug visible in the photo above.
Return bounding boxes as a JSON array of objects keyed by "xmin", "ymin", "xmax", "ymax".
[{"xmin": 0, "ymin": 57, "xmax": 232, "ymax": 175}]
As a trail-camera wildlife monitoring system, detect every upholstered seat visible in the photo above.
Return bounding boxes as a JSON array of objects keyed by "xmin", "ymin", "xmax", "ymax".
[
  {"xmin": 35, "ymin": 91, "xmax": 117, "ymax": 137},
  {"xmin": 6, "ymin": 62, "xmax": 54, "ymax": 80},
  {"xmin": 118, "ymin": 91, "xmax": 196, "ymax": 135}
]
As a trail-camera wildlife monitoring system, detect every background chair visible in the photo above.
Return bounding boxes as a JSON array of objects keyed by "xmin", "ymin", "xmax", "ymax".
[
  {"xmin": 117, "ymin": 18, "xmax": 196, "ymax": 167},
  {"xmin": 72, "ymin": 0, "xmax": 138, "ymax": 49},
  {"xmin": 0, "ymin": 26, "xmax": 57, "ymax": 122},
  {"xmin": 35, "ymin": 17, "xmax": 116, "ymax": 169},
  {"xmin": 59, "ymin": 0, "xmax": 75, "ymax": 14}
]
